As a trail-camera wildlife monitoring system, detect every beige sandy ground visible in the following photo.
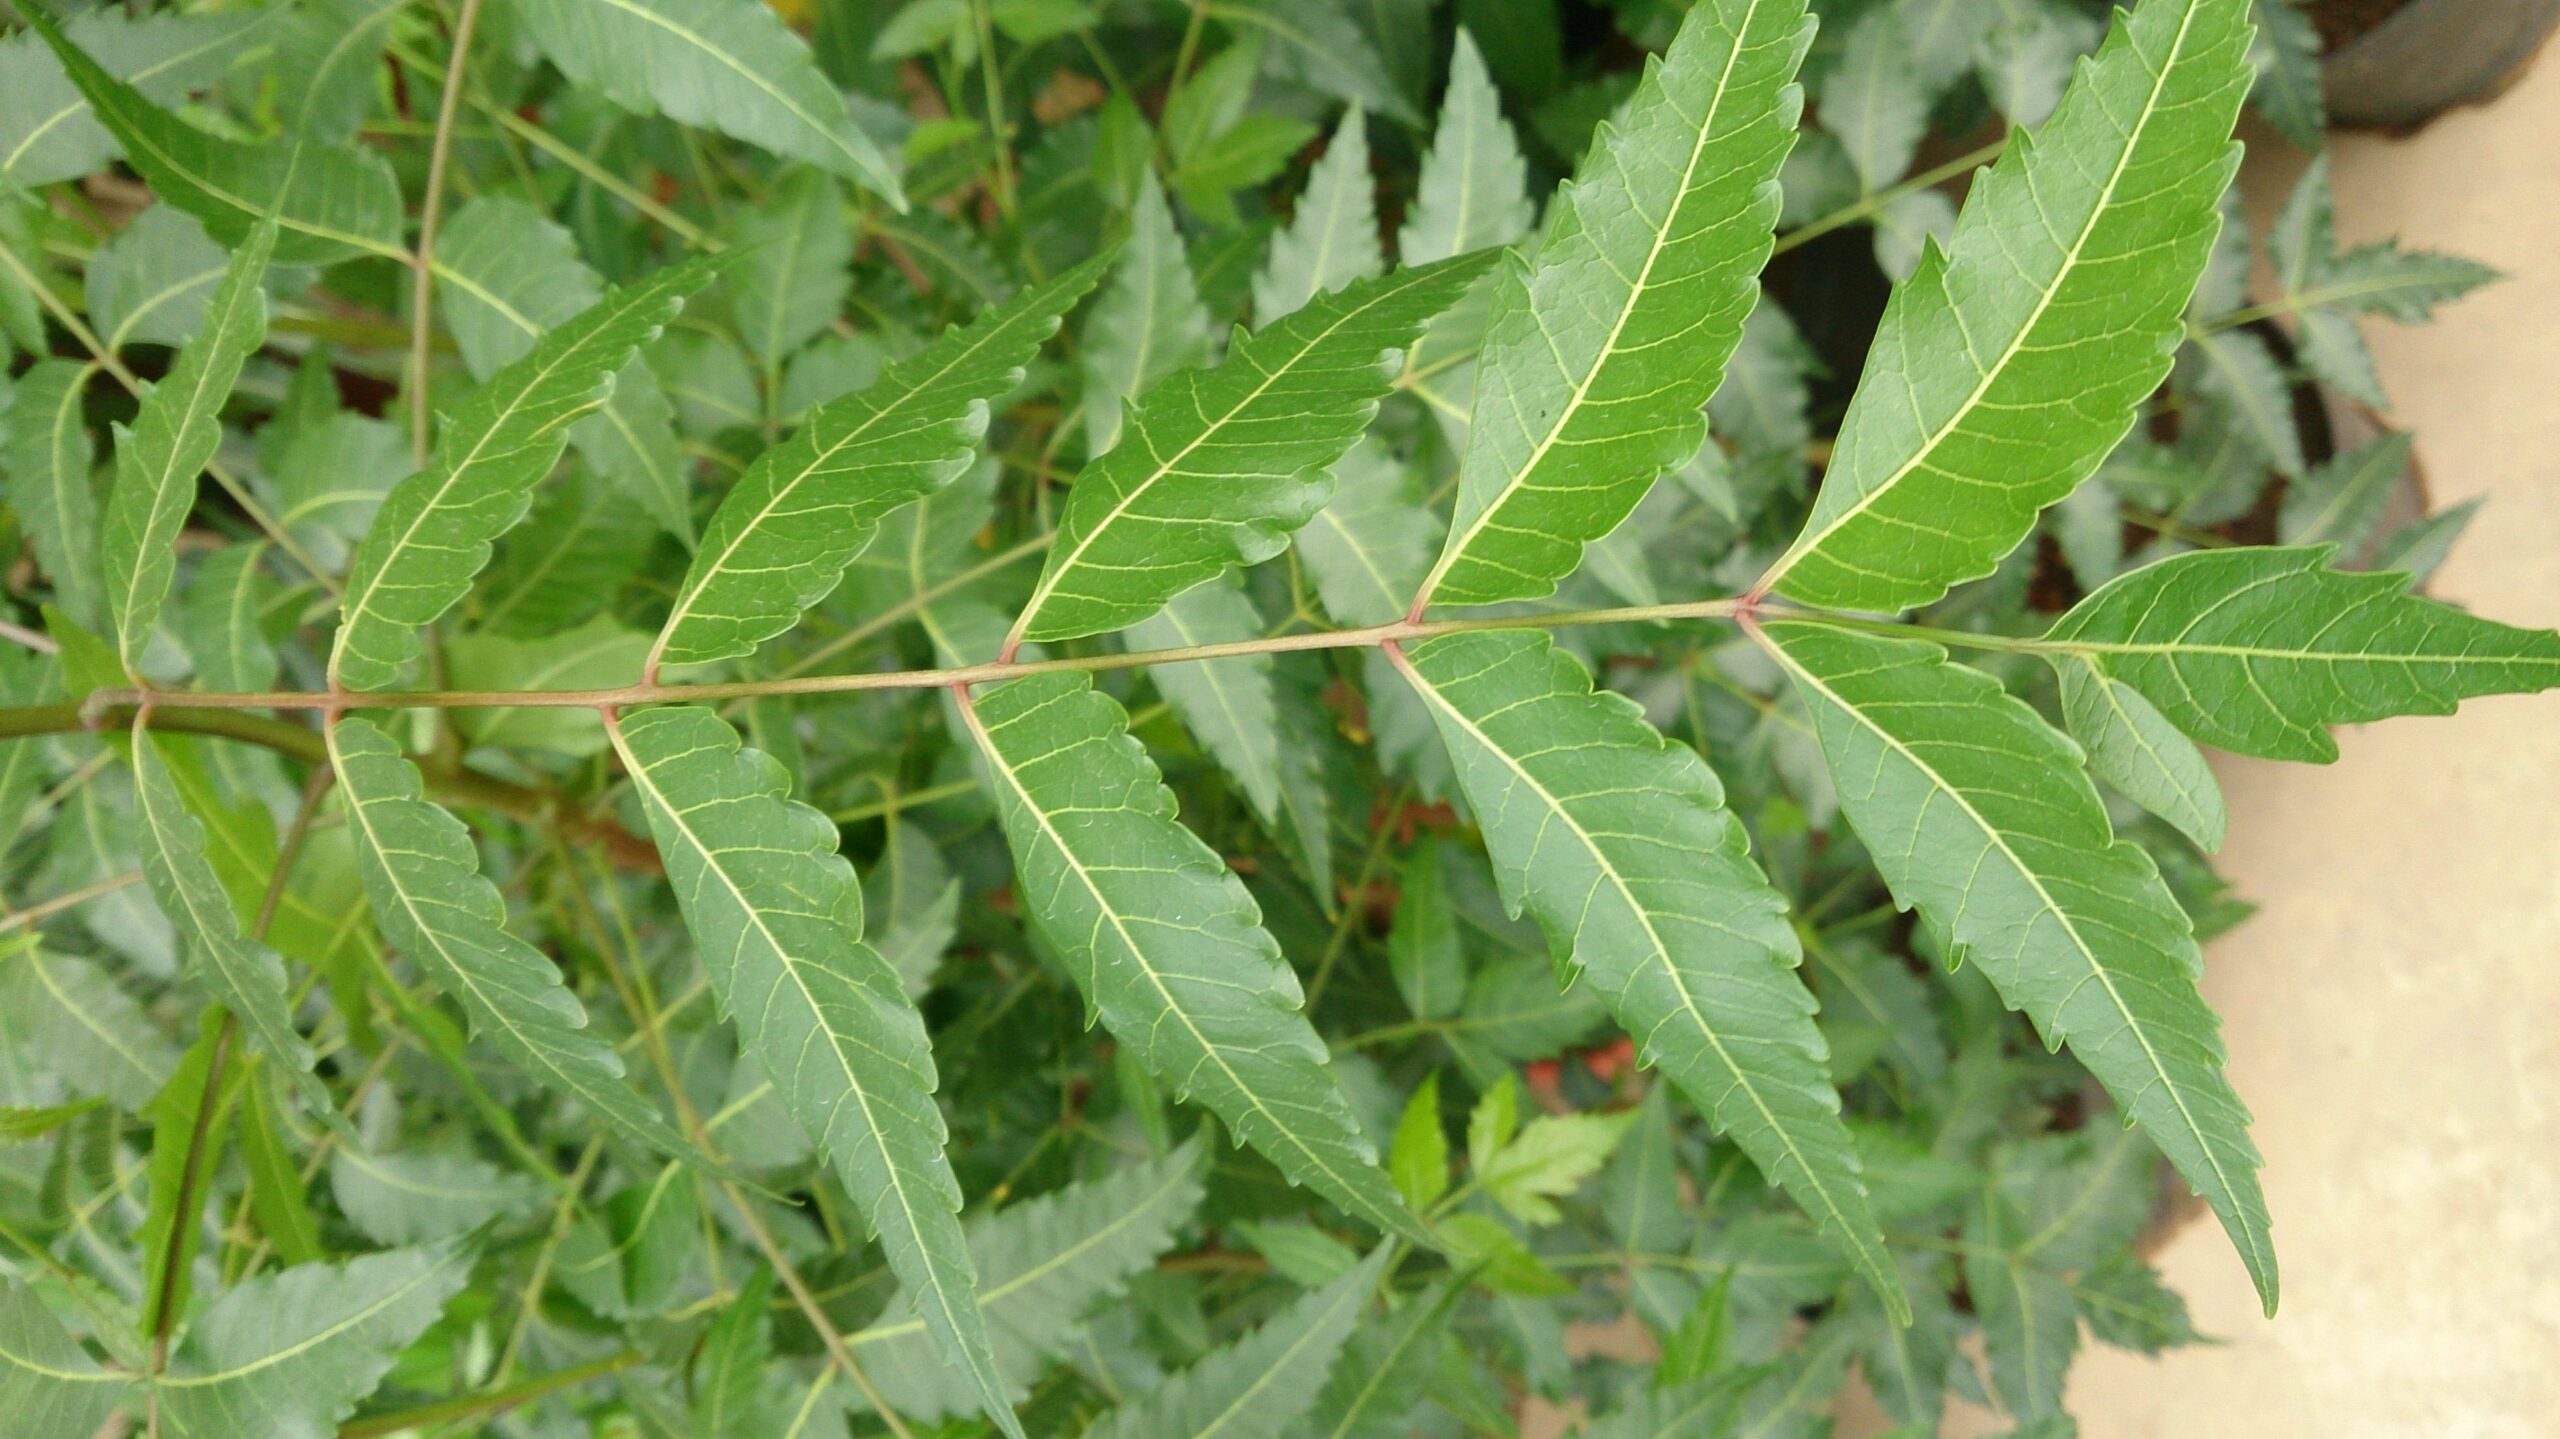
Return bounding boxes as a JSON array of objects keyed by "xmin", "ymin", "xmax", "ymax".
[{"xmin": 1838, "ymin": 38, "xmax": 2560, "ymax": 1439}]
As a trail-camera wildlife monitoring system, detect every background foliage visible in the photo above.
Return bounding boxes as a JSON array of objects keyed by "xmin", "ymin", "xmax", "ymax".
[{"xmin": 0, "ymin": 0, "xmax": 2541, "ymax": 1436}]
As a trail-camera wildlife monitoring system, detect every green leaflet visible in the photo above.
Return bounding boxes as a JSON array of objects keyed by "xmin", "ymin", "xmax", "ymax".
[
  {"xmin": 0, "ymin": 359, "xmax": 102, "ymax": 634},
  {"xmin": 1300, "ymin": 1276, "xmax": 1467, "ymax": 1439},
  {"xmin": 1762, "ymin": 0, "xmax": 2256, "ymax": 611},
  {"xmin": 1417, "ymin": 0, "xmax": 1811, "ymax": 610},
  {"xmin": 0, "ymin": 10, "xmax": 263, "ymax": 187},
  {"xmin": 1253, "ymin": 107, "xmax": 1383, "ymax": 324},
  {"xmin": 722, "ymin": 168, "xmax": 854, "ymax": 370},
  {"xmin": 326, "ymin": 717, "xmax": 704, "ymax": 1167},
  {"xmin": 1390, "ymin": 631, "xmax": 1904, "ymax": 1319},
  {"xmin": 23, "ymin": 9, "xmax": 401, "ymax": 267},
  {"xmin": 0, "ymin": 1280, "xmax": 122, "ymax": 1439},
  {"xmin": 1082, "ymin": 1246, "xmax": 1388, "ymax": 1439},
  {"xmin": 156, "ymin": 1243, "xmax": 474, "ymax": 1439},
  {"xmin": 0, "ymin": 942, "xmax": 175, "ymax": 1113},
  {"xmin": 2057, "ymin": 660, "xmax": 2228, "ymax": 852},
  {"xmin": 331, "ymin": 255, "xmax": 719, "ymax": 690},
  {"xmin": 609, "ymin": 705, "xmax": 1016, "ymax": 1438},
  {"xmin": 1126, "ymin": 572, "xmax": 1283, "ymax": 818},
  {"xmin": 512, "ymin": 0, "xmax": 904, "ymax": 205},
  {"xmin": 86, "ymin": 205, "xmax": 227, "ymax": 352},
  {"xmin": 1298, "ymin": 440, "xmax": 1437, "ymax": 628},
  {"xmin": 433, "ymin": 197, "xmax": 693, "ymax": 539},
  {"xmin": 2277, "ymin": 431, "xmax": 2409, "ymax": 552},
  {"xmin": 1083, "ymin": 173, "xmax": 1211, "ymax": 456},
  {"xmin": 100, "ymin": 221, "xmax": 272, "ymax": 671},
  {"xmin": 854, "ymin": 1140, "xmax": 1206, "ymax": 1420},
  {"xmin": 653, "ymin": 255, "xmax": 1108, "ymax": 669},
  {"xmin": 1013, "ymin": 252, "xmax": 1496, "ymax": 645},
  {"xmin": 2042, "ymin": 546, "xmax": 2560, "ymax": 762},
  {"xmin": 129, "ymin": 727, "xmax": 338, "ymax": 1129},
  {"xmin": 1759, "ymin": 620, "xmax": 2276, "ymax": 1313},
  {"xmin": 961, "ymin": 674, "xmax": 1425, "ymax": 1244},
  {"xmin": 1396, "ymin": 29, "xmax": 1534, "ymax": 266}
]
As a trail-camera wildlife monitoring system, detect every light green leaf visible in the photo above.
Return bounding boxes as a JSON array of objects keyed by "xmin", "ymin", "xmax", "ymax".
[
  {"xmin": 0, "ymin": 942, "xmax": 177, "ymax": 1112},
  {"xmin": 270, "ymin": 410, "xmax": 405, "ymax": 572},
  {"xmin": 1387, "ymin": 1075, "xmax": 1449, "ymax": 1212},
  {"xmin": 130, "ymin": 729, "xmax": 335, "ymax": 1126},
  {"xmin": 1296, "ymin": 1275, "xmax": 1466, "ymax": 1439},
  {"xmin": 855, "ymin": 1140, "xmax": 1206, "ymax": 1419},
  {"xmin": 236, "ymin": 1077, "xmax": 321, "ymax": 1265},
  {"xmin": 610, "ymin": 704, "xmax": 1016, "ymax": 1438},
  {"xmin": 330, "ymin": 1144, "xmax": 543, "ymax": 1246},
  {"xmin": 2279, "ymin": 431, "xmax": 2408, "ymax": 551},
  {"xmin": 1297, "ymin": 439, "xmax": 1437, "ymax": 628},
  {"xmin": 1391, "ymin": 631, "xmax": 1902, "ymax": 1316},
  {"xmin": 156, "ymin": 1244, "xmax": 473, "ymax": 1439},
  {"xmin": 0, "ymin": 1279, "xmax": 124, "ymax": 1439},
  {"xmin": 1083, "ymin": 1246, "xmax": 1388, "ymax": 1439},
  {"xmin": 87, "ymin": 205, "xmax": 228, "ymax": 352},
  {"xmin": 1760, "ymin": 619, "xmax": 2276, "ymax": 1313},
  {"xmin": 1476, "ymin": 1109, "xmax": 1634, "ymax": 1226},
  {"xmin": 431, "ymin": 198, "xmax": 694, "ymax": 539},
  {"xmin": 963, "ymin": 673, "xmax": 1425, "ymax": 1243},
  {"xmin": 1821, "ymin": 6, "xmax": 1928, "ymax": 191},
  {"xmin": 332, "ymin": 255, "xmax": 719, "ymax": 689},
  {"xmin": 1254, "ymin": 108, "xmax": 1383, "ymax": 323},
  {"xmin": 1128, "ymin": 572, "xmax": 1282, "ymax": 818},
  {"xmin": 654, "ymin": 256, "xmax": 1106, "ymax": 669},
  {"xmin": 2248, "ymin": 0, "xmax": 2324, "ymax": 148},
  {"xmin": 1419, "ymin": 0, "xmax": 1811, "ymax": 610},
  {"xmin": 1397, "ymin": 30, "xmax": 1533, "ymax": 265},
  {"xmin": 0, "ymin": 359, "xmax": 103, "ymax": 633},
  {"xmin": 514, "ymin": 0, "xmax": 904, "ymax": 204},
  {"xmin": 2058, "ymin": 660, "xmax": 2228, "ymax": 852},
  {"xmin": 1084, "ymin": 173, "xmax": 1211, "ymax": 456},
  {"xmin": 327, "ymin": 716, "xmax": 705, "ymax": 1166},
  {"xmin": 2043, "ymin": 545, "xmax": 2560, "ymax": 761},
  {"xmin": 445, "ymin": 615, "xmax": 650, "ymax": 757},
  {"xmin": 1016, "ymin": 253, "xmax": 1495, "ymax": 644},
  {"xmin": 1763, "ymin": 0, "xmax": 2256, "ymax": 611},
  {"xmin": 724, "ymin": 167, "xmax": 855, "ymax": 370},
  {"xmin": 1210, "ymin": 0, "xmax": 1417, "ymax": 125},
  {"xmin": 0, "ymin": 10, "xmax": 263, "ymax": 187},
  {"xmin": 100, "ymin": 222, "xmax": 272, "ymax": 670},
  {"xmin": 1387, "ymin": 841, "xmax": 1465, "ymax": 1023},
  {"xmin": 23, "ymin": 10, "xmax": 400, "ymax": 267}
]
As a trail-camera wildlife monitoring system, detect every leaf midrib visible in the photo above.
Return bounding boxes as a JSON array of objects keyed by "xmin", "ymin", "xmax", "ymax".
[
  {"xmin": 1764, "ymin": 632, "xmax": 2270, "ymax": 1288},
  {"xmin": 1764, "ymin": 0, "xmax": 2207, "ymax": 596},
  {"xmin": 1390, "ymin": 644, "xmax": 1888, "ymax": 1291},
  {"xmin": 1421, "ymin": 0, "xmax": 1772, "ymax": 607},
  {"xmin": 958, "ymin": 688, "xmax": 1407, "ymax": 1237},
  {"xmin": 609, "ymin": 716, "xmax": 1003, "ymax": 1403}
]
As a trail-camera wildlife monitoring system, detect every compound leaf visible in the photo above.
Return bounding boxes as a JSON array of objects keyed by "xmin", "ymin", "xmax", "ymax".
[
  {"xmin": 1763, "ymin": 0, "xmax": 2256, "ymax": 611},
  {"xmin": 1014, "ymin": 253, "xmax": 1494, "ymax": 645},
  {"xmin": 1391, "ymin": 630, "xmax": 1903, "ymax": 1318},
  {"xmin": 1761, "ymin": 620, "xmax": 2275, "ymax": 1313},
  {"xmin": 2043, "ymin": 546, "xmax": 2560, "ymax": 761},
  {"xmin": 332, "ymin": 255, "xmax": 719, "ymax": 690},
  {"xmin": 610, "ymin": 705, "xmax": 1016, "ymax": 1437},
  {"xmin": 1418, "ymin": 0, "xmax": 1811, "ymax": 609},
  {"xmin": 963, "ymin": 674, "xmax": 1425, "ymax": 1244}
]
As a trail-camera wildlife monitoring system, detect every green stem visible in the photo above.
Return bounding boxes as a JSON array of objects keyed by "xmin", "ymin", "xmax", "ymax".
[
  {"xmin": 1769, "ymin": 137, "xmax": 2009, "ymax": 259},
  {"xmin": 409, "ymin": 0, "xmax": 489, "ymax": 466},
  {"xmin": 338, "ymin": 1351, "xmax": 640, "ymax": 1437}
]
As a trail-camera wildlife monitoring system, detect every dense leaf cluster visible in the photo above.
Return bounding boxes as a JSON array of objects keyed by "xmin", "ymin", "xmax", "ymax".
[{"xmin": 0, "ymin": 0, "xmax": 2545, "ymax": 1435}]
